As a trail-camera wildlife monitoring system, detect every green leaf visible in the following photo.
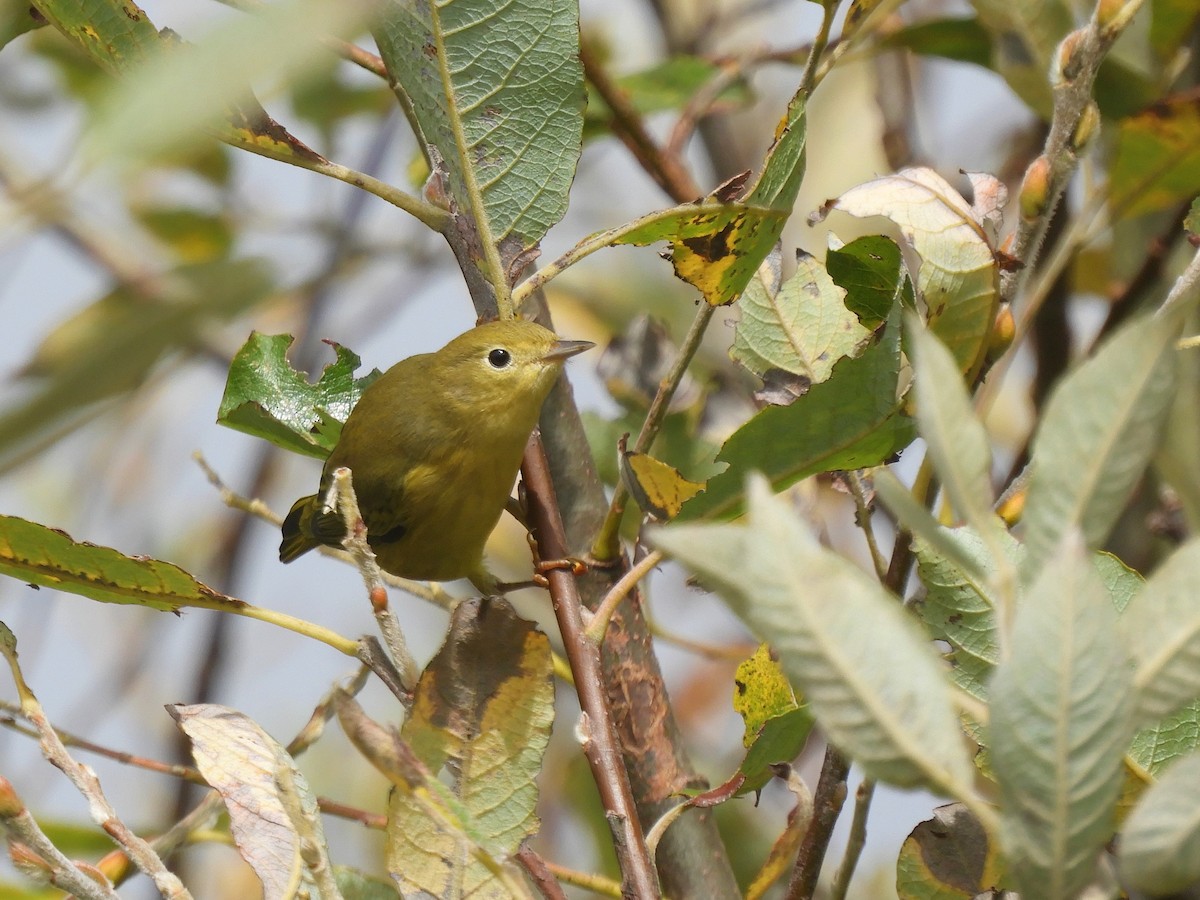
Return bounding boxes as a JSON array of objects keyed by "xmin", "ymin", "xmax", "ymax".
[
  {"xmin": 0, "ymin": 259, "xmax": 272, "ymax": 470},
  {"xmin": 1111, "ymin": 93, "xmax": 1200, "ymax": 220},
  {"xmin": 825, "ymin": 234, "xmax": 913, "ymax": 331},
  {"xmin": 895, "ymin": 803, "xmax": 1006, "ymax": 900},
  {"xmin": 907, "ymin": 317, "xmax": 1011, "ymax": 587},
  {"xmin": 1129, "ymin": 700, "xmax": 1200, "ymax": 777},
  {"xmin": 731, "ymin": 644, "xmax": 814, "ymax": 793},
  {"xmin": 387, "ymin": 599, "xmax": 553, "ymax": 897},
  {"xmin": 1119, "ymin": 751, "xmax": 1200, "ymax": 894},
  {"xmin": 1021, "ymin": 314, "xmax": 1180, "ymax": 581},
  {"xmin": 812, "ymin": 166, "xmax": 999, "ymax": 375},
  {"xmin": 880, "ymin": 17, "xmax": 992, "ymax": 68},
  {"xmin": 654, "ymin": 477, "xmax": 976, "ymax": 795},
  {"xmin": 133, "ymin": 205, "xmax": 233, "ymax": 263},
  {"xmin": 334, "ymin": 867, "xmax": 399, "ymax": 899},
  {"xmin": 29, "ymin": 0, "xmax": 160, "ymax": 74},
  {"xmin": 217, "ymin": 333, "xmax": 381, "ymax": 459},
  {"xmin": 1151, "ymin": 0, "xmax": 1200, "ymax": 62},
  {"xmin": 730, "ymin": 248, "xmax": 872, "ymax": 384},
  {"xmin": 680, "ymin": 309, "xmax": 914, "ymax": 521},
  {"xmin": 914, "ymin": 526, "xmax": 1023, "ymax": 701},
  {"xmin": 0, "ymin": 515, "xmax": 245, "ymax": 614},
  {"xmin": 1126, "ymin": 538, "xmax": 1200, "ymax": 724},
  {"xmin": 0, "ymin": 0, "xmax": 45, "ymax": 51},
  {"xmin": 172, "ymin": 704, "xmax": 335, "ymax": 899},
  {"xmin": 373, "ymin": 0, "xmax": 585, "ymax": 251},
  {"xmin": 989, "ymin": 535, "xmax": 1133, "ymax": 899}
]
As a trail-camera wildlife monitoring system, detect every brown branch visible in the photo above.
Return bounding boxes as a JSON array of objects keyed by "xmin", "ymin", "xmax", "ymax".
[
  {"xmin": 783, "ymin": 747, "xmax": 851, "ymax": 900},
  {"xmin": 579, "ymin": 42, "xmax": 701, "ymax": 201},
  {"xmin": 520, "ymin": 435, "xmax": 662, "ymax": 899},
  {"xmin": 516, "ymin": 845, "xmax": 569, "ymax": 900}
]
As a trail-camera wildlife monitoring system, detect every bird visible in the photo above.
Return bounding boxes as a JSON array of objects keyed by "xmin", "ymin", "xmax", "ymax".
[{"xmin": 278, "ymin": 319, "xmax": 593, "ymax": 595}]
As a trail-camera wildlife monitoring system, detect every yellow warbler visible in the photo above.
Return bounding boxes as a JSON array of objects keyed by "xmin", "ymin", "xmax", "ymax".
[{"xmin": 279, "ymin": 320, "xmax": 593, "ymax": 594}]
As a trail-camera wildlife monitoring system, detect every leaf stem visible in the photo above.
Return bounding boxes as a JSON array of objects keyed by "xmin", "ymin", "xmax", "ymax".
[{"xmin": 592, "ymin": 303, "xmax": 716, "ymax": 561}]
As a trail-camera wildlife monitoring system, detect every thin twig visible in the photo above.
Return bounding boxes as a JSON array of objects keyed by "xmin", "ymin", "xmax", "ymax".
[
  {"xmin": 328, "ymin": 467, "xmax": 420, "ymax": 692},
  {"xmin": 541, "ymin": 859, "xmax": 624, "ymax": 898},
  {"xmin": 0, "ymin": 639, "xmax": 192, "ymax": 899},
  {"xmin": 516, "ymin": 845, "xmax": 569, "ymax": 900},
  {"xmin": 580, "ymin": 43, "xmax": 701, "ymax": 201},
  {"xmin": 829, "ymin": 778, "xmax": 875, "ymax": 900},
  {"xmin": 585, "ymin": 550, "xmax": 663, "ymax": 643},
  {"xmin": 0, "ymin": 776, "xmax": 120, "ymax": 899},
  {"xmin": 783, "ymin": 746, "xmax": 850, "ymax": 900},
  {"xmin": 845, "ymin": 472, "xmax": 887, "ymax": 581}
]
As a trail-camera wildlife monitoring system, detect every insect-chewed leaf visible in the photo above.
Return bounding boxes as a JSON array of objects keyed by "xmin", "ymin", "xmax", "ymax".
[
  {"xmin": 654, "ymin": 477, "xmax": 975, "ymax": 796},
  {"xmin": 1021, "ymin": 313, "xmax": 1180, "ymax": 581},
  {"xmin": 171, "ymin": 704, "xmax": 334, "ymax": 900},
  {"xmin": 896, "ymin": 803, "xmax": 1007, "ymax": 899},
  {"xmin": 387, "ymin": 598, "xmax": 553, "ymax": 898},
  {"xmin": 218, "ymin": 332, "xmax": 381, "ymax": 459},
  {"xmin": 825, "ymin": 234, "xmax": 913, "ymax": 331},
  {"xmin": 989, "ymin": 534, "xmax": 1134, "ymax": 899},
  {"xmin": 0, "ymin": 515, "xmax": 244, "ymax": 614},
  {"xmin": 731, "ymin": 248, "xmax": 872, "ymax": 385},
  {"xmin": 812, "ymin": 166, "xmax": 999, "ymax": 375},
  {"xmin": 621, "ymin": 451, "xmax": 704, "ymax": 521},
  {"xmin": 1119, "ymin": 751, "xmax": 1200, "ymax": 894},
  {"xmin": 680, "ymin": 308, "xmax": 913, "ymax": 521}
]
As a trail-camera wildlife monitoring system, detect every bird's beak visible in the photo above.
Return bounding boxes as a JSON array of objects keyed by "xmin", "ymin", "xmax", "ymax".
[{"xmin": 544, "ymin": 339, "xmax": 594, "ymax": 362}]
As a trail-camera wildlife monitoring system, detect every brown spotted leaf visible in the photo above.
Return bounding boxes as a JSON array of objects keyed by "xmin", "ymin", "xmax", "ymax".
[
  {"xmin": 0, "ymin": 515, "xmax": 244, "ymax": 614},
  {"xmin": 387, "ymin": 599, "xmax": 553, "ymax": 898}
]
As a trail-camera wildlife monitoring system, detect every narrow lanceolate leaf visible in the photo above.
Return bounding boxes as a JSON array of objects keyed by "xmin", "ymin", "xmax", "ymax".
[
  {"xmin": 989, "ymin": 535, "xmax": 1133, "ymax": 899},
  {"xmin": 0, "ymin": 516, "xmax": 244, "ymax": 614},
  {"xmin": 171, "ymin": 704, "xmax": 338, "ymax": 900},
  {"xmin": 374, "ymin": 0, "xmax": 584, "ymax": 252},
  {"xmin": 217, "ymin": 333, "xmax": 381, "ymax": 459},
  {"xmin": 914, "ymin": 526, "xmax": 1024, "ymax": 701},
  {"xmin": 1021, "ymin": 314, "xmax": 1180, "ymax": 581},
  {"xmin": 388, "ymin": 599, "xmax": 552, "ymax": 898},
  {"xmin": 907, "ymin": 317, "xmax": 1011, "ymax": 590},
  {"xmin": 731, "ymin": 249, "xmax": 872, "ymax": 385},
  {"xmin": 811, "ymin": 167, "xmax": 999, "ymax": 375},
  {"xmin": 1119, "ymin": 752, "xmax": 1200, "ymax": 894},
  {"xmin": 1125, "ymin": 538, "xmax": 1200, "ymax": 724},
  {"xmin": 680, "ymin": 309, "xmax": 913, "ymax": 521},
  {"xmin": 654, "ymin": 477, "xmax": 976, "ymax": 796}
]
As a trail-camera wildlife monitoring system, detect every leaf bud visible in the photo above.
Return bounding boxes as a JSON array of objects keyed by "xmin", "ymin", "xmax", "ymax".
[
  {"xmin": 1019, "ymin": 156, "xmax": 1053, "ymax": 221},
  {"xmin": 987, "ymin": 304, "xmax": 1016, "ymax": 363},
  {"xmin": 1052, "ymin": 30, "xmax": 1086, "ymax": 85},
  {"xmin": 1071, "ymin": 101, "xmax": 1101, "ymax": 152}
]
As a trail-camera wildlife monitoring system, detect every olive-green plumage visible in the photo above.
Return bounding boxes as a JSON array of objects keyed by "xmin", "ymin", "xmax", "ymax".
[{"xmin": 279, "ymin": 320, "xmax": 592, "ymax": 594}]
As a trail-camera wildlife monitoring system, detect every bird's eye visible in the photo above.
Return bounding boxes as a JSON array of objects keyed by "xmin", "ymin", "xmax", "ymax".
[{"xmin": 487, "ymin": 348, "xmax": 512, "ymax": 368}]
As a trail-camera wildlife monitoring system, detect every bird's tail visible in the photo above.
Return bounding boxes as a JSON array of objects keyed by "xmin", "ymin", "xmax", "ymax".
[{"xmin": 279, "ymin": 495, "xmax": 319, "ymax": 563}]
